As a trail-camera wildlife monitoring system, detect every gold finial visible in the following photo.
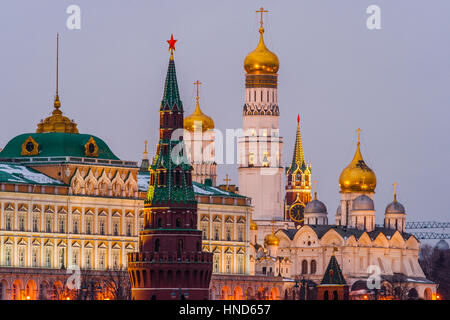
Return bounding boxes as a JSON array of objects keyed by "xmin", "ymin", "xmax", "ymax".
[
  {"xmin": 332, "ymin": 247, "xmax": 338, "ymax": 256},
  {"xmin": 256, "ymin": 7, "xmax": 268, "ymax": 33},
  {"xmin": 143, "ymin": 140, "xmax": 149, "ymax": 160},
  {"xmin": 194, "ymin": 80, "xmax": 202, "ymax": 103},
  {"xmin": 313, "ymin": 180, "xmax": 318, "ymax": 200},
  {"xmin": 356, "ymin": 128, "xmax": 361, "ymax": 146},
  {"xmin": 223, "ymin": 174, "xmax": 231, "ymax": 191},
  {"xmin": 271, "ymin": 218, "xmax": 275, "ymax": 235},
  {"xmin": 393, "ymin": 182, "xmax": 398, "ymax": 202}
]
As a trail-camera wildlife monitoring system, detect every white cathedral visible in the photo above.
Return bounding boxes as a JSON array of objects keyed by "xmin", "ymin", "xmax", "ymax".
[{"xmin": 183, "ymin": 9, "xmax": 436, "ymax": 300}]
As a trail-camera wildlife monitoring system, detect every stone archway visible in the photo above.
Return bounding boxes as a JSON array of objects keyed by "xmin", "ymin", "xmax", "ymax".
[
  {"xmin": 408, "ymin": 288, "xmax": 418, "ymax": 300},
  {"xmin": 12, "ymin": 279, "xmax": 23, "ymax": 300},
  {"xmin": 25, "ymin": 279, "xmax": 37, "ymax": 300},
  {"xmin": 233, "ymin": 286, "xmax": 243, "ymax": 300},
  {"xmin": 221, "ymin": 286, "xmax": 231, "ymax": 300},
  {"xmin": 269, "ymin": 287, "xmax": 279, "ymax": 300},
  {"xmin": 39, "ymin": 281, "xmax": 49, "ymax": 300}
]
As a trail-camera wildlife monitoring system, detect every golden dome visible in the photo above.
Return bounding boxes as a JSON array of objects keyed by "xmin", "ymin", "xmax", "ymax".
[
  {"xmin": 36, "ymin": 95, "xmax": 79, "ymax": 134},
  {"xmin": 244, "ymin": 28, "xmax": 279, "ymax": 75},
  {"xmin": 184, "ymin": 81, "xmax": 214, "ymax": 132},
  {"xmin": 264, "ymin": 233, "xmax": 279, "ymax": 246},
  {"xmin": 339, "ymin": 136, "xmax": 376, "ymax": 193},
  {"xmin": 184, "ymin": 103, "xmax": 214, "ymax": 132},
  {"xmin": 250, "ymin": 220, "xmax": 258, "ymax": 230}
]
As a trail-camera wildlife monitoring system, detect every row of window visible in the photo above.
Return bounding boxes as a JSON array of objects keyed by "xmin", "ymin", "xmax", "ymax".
[
  {"xmin": 201, "ymin": 223, "xmax": 245, "ymax": 242},
  {"xmin": 2, "ymin": 214, "xmax": 141, "ymax": 236},
  {"xmin": 3, "ymin": 246, "xmax": 126, "ymax": 270},
  {"xmin": 213, "ymin": 253, "xmax": 245, "ymax": 274}
]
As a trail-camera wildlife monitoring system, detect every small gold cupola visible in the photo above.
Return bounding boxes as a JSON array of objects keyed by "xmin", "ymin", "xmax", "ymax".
[
  {"xmin": 339, "ymin": 129, "xmax": 377, "ymax": 193},
  {"xmin": 36, "ymin": 34, "xmax": 79, "ymax": 134},
  {"xmin": 184, "ymin": 80, "xmax": 214, "ymax": 132},
  {"xmin": 244, "ymin": 7, "xmax": 279, "ymax": 75}
]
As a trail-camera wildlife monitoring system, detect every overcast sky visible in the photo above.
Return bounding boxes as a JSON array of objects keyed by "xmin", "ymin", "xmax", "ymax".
[{"xmin": 1, "ymin": 0, "xmax": 449, "ymax": 226}]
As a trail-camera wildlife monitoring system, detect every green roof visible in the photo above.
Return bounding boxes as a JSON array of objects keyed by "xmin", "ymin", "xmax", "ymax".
[
  {"xmin": 0, "ymin": 162, "xmax": 64, "ymax": 186},
  {"xmin": 160, "ymin": 57, "xmax": 183, "ymax": 111},
  {"xmin": 0, "ymin": 132, "xmax": 119, "ymax": 160},
  {"xmin": 321, "ymin": 254, "xmax": 347, "ymax": 285}
]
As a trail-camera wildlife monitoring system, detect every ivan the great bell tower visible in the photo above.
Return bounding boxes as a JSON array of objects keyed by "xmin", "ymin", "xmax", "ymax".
[{"xmin": 238, "ymin": 8, "xmax": 284, "ymax": 223}]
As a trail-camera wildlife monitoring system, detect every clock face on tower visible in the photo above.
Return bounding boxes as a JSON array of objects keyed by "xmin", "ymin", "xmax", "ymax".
[{"xmin": 289, "ymin": 202, "xmax": 305, "ymax": 224}]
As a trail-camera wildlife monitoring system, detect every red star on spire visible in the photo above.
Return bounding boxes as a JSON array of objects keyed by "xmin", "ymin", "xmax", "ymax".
[
  {"xmin": 297, "ymin": 114, "xmax": 300, "ymax": 123},
  {"xmin": 167, "ymin": 34, "xmax": 177, "ymax": 53}
]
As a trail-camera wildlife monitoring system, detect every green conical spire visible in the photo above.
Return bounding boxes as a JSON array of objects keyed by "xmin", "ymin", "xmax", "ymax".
[
  {"xmin": 321, "ymin": 251, "xmax": 347, "ymax": 285},
  {"xmin": 161, "ymin": 57, "xmax": 182, "ymax": 111},
  {"xmin": 146, "ymin": 46, "xmax": 195, "ymax": 206}
]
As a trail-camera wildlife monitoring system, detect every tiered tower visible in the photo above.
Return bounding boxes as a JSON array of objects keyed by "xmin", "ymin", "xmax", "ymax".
[
  {"xmin": 338, "ymin": 129, "xmax": 377, "ymax": 227},
  {"xmin": 183, "ymin": 81, "xmax": 217, "ymax": 185},
  {"xmin": 285, "ymin": 115, "xmax": 312, "ymax": 226},
  {"xmin": 238, "ymin": 7, "xmax": 284, "ymax": 222},
  {"xmin": 128, "ymin": 36, "xmax": 213, "ymax": 300}
]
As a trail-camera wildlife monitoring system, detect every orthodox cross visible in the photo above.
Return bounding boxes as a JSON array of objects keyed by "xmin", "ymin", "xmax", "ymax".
[
  {"xmin": 256, "ymin": 7, "xmax": 268, "ymax": 29},
  {"xmin": 194, "ymin": 80, "xmax": 202, "ymax": 102},
  {"xmin": 393, "ymin": 182, "xmax": 398, "ymax": 201},
  {"xmin": 223, "ymin": 174, "xmax": 231, "ymax": 191},
  {"xmin": 313, "ymin": 180, "xmax": 318, "ymax": 200}
]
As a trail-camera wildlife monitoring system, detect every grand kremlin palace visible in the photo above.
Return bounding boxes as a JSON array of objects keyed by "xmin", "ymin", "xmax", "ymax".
[{"xmin": 0, "ymin": 10, "xmax": 437, "ymax": 300}]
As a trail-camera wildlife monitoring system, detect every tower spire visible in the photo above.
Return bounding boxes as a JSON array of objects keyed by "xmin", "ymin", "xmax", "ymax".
[
  {"xmin": 54, "ymin": 33, "xmax": 61, "ymax": 110},
  {"xmin": 291, "ymin": 114, "xmax": 305, "ymax": 169},
  {"xmin": 161, "ymin": 35, "xmax": 182, "ymax": 114}
]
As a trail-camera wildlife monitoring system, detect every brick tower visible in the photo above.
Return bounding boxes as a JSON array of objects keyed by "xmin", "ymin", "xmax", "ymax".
[{"xmin": 128, "ymin": 35, "xmax": 213, "ymax": 300}]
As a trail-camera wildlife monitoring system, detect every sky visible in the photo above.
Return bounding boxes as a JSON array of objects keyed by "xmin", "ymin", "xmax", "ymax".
[{"xmin": 0, "ymin": 0, "xmax": 449, "ymax": 227}]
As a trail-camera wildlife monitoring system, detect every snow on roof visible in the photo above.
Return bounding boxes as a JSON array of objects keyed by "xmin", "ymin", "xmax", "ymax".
[
  {"xmin": 0, "ymin": 163, "xmax": 63, "ymax": 185},
  {"xmin": 137, "ymin": 173, "xmax": 150, "ymax": 192},
  {"xmin": 193, "ymin": 184, "xmax": 214, "ymax": 195}
]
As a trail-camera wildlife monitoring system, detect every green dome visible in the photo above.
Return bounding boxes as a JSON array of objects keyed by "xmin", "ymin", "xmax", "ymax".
[{"xmin": 0, "ymin": 132, "xmax": 119, "ymax": 160}]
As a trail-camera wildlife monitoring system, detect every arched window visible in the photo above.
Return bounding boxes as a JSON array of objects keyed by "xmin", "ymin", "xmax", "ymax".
[
  {"xmin": 157, "ymin": 218, "xmax": 162, "ymax": 228},
  {"xmin": 324, "ymin": 290, "xmax": 329, "ymax": 300},
  {"xmin": 154, "ymin": 239, "xmax": 160, "ymax": 253},
  {"xmin": 176, "ymin": 218, "xmax": 181, "ymax": 228},
  {"xmin": 301, "ymin": 260, "xmax": 308, "ymax": 274},
  {"xmin": 333, "ymin": 290, "xmax": 339, "ymax": 300},
  {"xmin": 310, "ymin": 260, "xmax": 317, "ymax": 274}
]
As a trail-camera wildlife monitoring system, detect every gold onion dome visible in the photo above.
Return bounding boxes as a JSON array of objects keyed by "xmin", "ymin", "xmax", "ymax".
[
  {"xmin": 36, "ymin": 95, "xmax": 79, "ymax": 134},
  {"xmin": 244, "ymin": 27, "xmax": 279, "ymax": 75},
  {"xmin": 339, "ymin": 131, "xmax": 376, "ymax": 193},
  {"xmin": 250, "ymin": 220, "xmax": 258, "ymax": 230},
  {"xmin": 184, "ymin": 80, "xmax": 214, "ymax": 132},
  {"xmin": 264, "ymin": 233, "xmax": 279, "ymax": 246},
  {"xmin": 184, "ymin": 103, "xmax": 214, "ymax": 132}
]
